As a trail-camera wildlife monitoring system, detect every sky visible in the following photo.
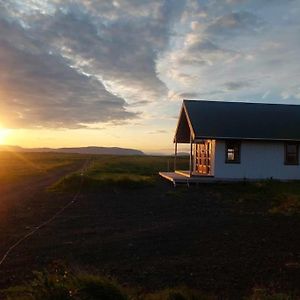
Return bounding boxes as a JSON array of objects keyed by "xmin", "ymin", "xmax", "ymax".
[{"xmin": 0, "ymin": 0, "xmax": 300, "ymax": 153}]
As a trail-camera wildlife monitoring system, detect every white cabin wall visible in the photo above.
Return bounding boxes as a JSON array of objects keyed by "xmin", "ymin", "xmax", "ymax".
[{"xmin": 214, "ymin": 140, "xmax": 300, "ymax": 180}]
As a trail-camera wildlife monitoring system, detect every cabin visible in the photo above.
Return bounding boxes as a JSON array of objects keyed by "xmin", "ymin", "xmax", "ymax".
[{"xmin": 159, "ymin": 100, "xmax": 300, "ymax": 185}]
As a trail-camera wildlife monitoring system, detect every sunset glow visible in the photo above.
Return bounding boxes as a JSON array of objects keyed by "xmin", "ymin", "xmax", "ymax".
[
  {"xmin": 0, "ymin": 128, "xmax": 9, "ymax": 145},
  {"xmin": 0, "ymin": 1, "xmax": 299, "ymax": 153},
  {"xmin": 0, "ymin": 1, "xmax": 299, "ymax": 296}
]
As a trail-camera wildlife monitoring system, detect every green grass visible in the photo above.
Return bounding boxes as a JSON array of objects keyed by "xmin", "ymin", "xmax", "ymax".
[
  {"xmin": 0, "ymin": 152, "xmax": 84, "ymax": 183},
  {"xmin": 144, "ymin": 287, "xmax": 215, "ymax": 300},
  {"xmin": 84, "ymin": 155, "xmax": 189, "ymax": 176},
  {"xmin": 51, "ymin": 155, "xmax": 189, "ymax": 191},
  {"xmin": 211, "ymin": 180, "xmax": 300, "ymax": 215},
  {"xmin": 51, "ymin": 172, "xmax": 155, "ymax": 191},
  {"xmin": 1, "ymin": 153, "xmax": 300, "ymax": 298},
  {"xmin": 49, "ymin": 155, "xmax": 300, "ymax": 214},
  {"xmin": 3, "ymin": 270, "xmax": 296, "ymax": 300},
  {"xmin": 3, "ymin": 271, "xmax": 128, "ymax": 300},
  {"xmin": 248, "ymin": 288, "xmax": 295, "ymax": 300},
  {"xmin": 2, "ymin": 151, "xmax": 299, "ymax": 213}
]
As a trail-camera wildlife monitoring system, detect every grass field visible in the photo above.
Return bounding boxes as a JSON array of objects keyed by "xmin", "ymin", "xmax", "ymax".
[
  {"xmin": 53, "ymin": 154, "xmax": 300, "ymax": 215},
  {"xmin": 0, "ymin": 152, "xmax": 84, "ymax": 183},
  {"xmin": 52, "ymin": 155, "xmax": 189, "ymax": 190},
  {"xmin": 0, "ymin": 152, "xmax": 299, "ymax": 299}
]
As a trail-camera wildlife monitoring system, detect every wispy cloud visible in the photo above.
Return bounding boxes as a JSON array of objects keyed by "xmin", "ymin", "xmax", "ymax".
[
  {"xmin": 0, "ymin": 0, "xmax": 300, "ymax": 132},
  {"xmin": 148, "ymin": 130, "xmax": 168, "ymax": 135},
  {"xmin": 162, "ymin": 0, "xmax": 300, "ymax": 104},
  {"xmin": 0, "ymin": 0, "xmax": 184, "ymax": 128}
]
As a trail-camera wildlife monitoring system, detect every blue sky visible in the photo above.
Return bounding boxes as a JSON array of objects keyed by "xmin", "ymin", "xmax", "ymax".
[{"xmin": 0, "ymin": 0, "xmax": 300, "ymax": 153}]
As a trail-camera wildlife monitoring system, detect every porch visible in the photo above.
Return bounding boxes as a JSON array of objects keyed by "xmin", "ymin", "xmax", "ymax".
[
  {"xmin": 159, "ymin": 103, "xmax": 217, "ymax": 184},
  {"xmin": 159, "ymin": 171, "xmax": 215, "ymax": 187}
]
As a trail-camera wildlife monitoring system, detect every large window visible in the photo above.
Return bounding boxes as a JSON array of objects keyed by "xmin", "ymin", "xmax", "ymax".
[
  {"xmin": 285, "ymin": 142, "xmax": 299, "ymax": 165},
  {"xmin": 225, "ymin": 141, "xmax": 241, "ymax": 163}
]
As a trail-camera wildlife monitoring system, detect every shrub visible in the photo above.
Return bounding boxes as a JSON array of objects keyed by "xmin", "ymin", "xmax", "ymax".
[{"xmin": 73, "ymin": 274, "xmax": 127, "ymax": 300}]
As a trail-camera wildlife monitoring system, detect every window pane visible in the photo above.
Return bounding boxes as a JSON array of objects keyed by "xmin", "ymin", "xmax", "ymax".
[
  {"xmin": 286, "ymin": 156, "xmax": 296, "ymax": 164},
  {"xmin": 287, "ymin": 144, "xmax": 297, "ymax": 154},
  {"xmin": 285, "ymin": 143, "xmax": 298, "ymax": 165},
  {"xmin": 227, "ymin": 149, "xmax": 235, "ymax": 161},
  {"xmin": 226, "ymin": 141, "xmax": 240, "ymax": 163}
]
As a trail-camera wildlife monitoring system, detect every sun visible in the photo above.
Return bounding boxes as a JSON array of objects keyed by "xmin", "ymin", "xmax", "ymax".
[{"xmin": 0, "ymin": 128, "xmax": 9, "ymax": 145}]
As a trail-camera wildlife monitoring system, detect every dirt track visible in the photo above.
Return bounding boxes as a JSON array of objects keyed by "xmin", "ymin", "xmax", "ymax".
[
  {"xmin": 0, "ymin": 160, "xmax": 86, "ymax": 283},
  {"xmin": 0, "ymin": 176, "xmax": 299, "ymax": 298}
]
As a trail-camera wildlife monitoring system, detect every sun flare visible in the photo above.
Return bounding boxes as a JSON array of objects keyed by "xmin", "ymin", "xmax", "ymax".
[{"xmin": 0, "ymin": 128, "xmax": 10, "ymax": 145}]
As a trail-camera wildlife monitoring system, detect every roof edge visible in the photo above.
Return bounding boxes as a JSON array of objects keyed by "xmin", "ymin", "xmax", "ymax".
[
  {"xmin": 183, "ymin": 99, "xmax": 300, "ymax": 107},
  {"xmin": 194, "ymin": 136, "xmax": 300, "ymax": 142},
  {"xmin": 173, "ymin": 102, "xmax": 195, "ymax": 143},
  {"xmin": 182, "ymin": 101, "xmax": 196, "ymax": 140}
]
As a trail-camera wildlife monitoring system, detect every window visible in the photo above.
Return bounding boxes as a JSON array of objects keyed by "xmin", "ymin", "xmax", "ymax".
[
  {"xmin": 285, "ymin": 142, "xmax": 299, "ymax": 165},
  {"xmin": 225, "ymin": 141, "xmax": 241, "ymax": 163}
]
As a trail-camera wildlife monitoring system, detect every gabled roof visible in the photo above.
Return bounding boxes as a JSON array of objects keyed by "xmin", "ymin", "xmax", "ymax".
[{"xmin": 174, "ymin": 100, "xmax": 300, "ymax": 143}]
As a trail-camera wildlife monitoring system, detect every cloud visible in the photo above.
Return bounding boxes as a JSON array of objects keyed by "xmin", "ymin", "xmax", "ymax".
[
  {"xmin": 32, "ymin": 0, "xmax": 187, "ymax": 105},
  {"xmin": 0, "ymin": 15, "xmax": 136, "ymax": 129},
  {"xmin": 168, "ymin": 91, "xmax": 200, "ymax": 101},
  {"xmin": 1, "ymin": 0, "xmax": 300, "ymax": 133},
  {"xmin": 160, "ymin": 0, "xmax": 300, "ymax": 104},
  {"xmin": 281, "ymin": 86, "xmax": 300, "ymax": 100},
  {"xmin": 148, "ymin": 130, "xmax": 168, "ymax": 134},
  {"xmin": 224, "ymin": 81, "xmax": 252, "ymax": 91},
  {"xmin": 42, "ymin": 6, "xmax": 167, "ymax": 100},
  {"xmin": 0, "ymin": 0, "xmax": 189, "ymax": 129},
  {"xmin": 226, "ymin": 0, "xmax": 247, "ymax": 3},
  {"xmin": 206, "ymin": 11, "xmax": 265, "ymax": 37}
]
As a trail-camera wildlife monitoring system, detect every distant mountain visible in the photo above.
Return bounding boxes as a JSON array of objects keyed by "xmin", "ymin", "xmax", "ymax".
[{"xmin": 0, "ymin": 145, "xmax": 145, "ymax": 156}]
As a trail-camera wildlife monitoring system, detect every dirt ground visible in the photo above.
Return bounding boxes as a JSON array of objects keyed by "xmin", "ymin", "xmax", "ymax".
[{"xmin": 0, "ymin": 161, "xmax": 299, "ymax": 298}]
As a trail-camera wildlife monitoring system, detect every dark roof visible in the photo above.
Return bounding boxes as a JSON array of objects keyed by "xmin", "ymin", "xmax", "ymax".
[{"xmin": 174, "ymin": 100, "xmax": 300, "ymax": 143}]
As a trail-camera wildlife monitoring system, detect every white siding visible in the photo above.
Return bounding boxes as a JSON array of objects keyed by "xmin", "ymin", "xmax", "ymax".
[{"xmin": 214, "ymin": 140, "xmax": 300, "ymax": 180}]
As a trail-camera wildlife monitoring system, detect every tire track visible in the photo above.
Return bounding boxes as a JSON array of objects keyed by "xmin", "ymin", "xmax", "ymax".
[{"xmin": 0, "ymin": 159, "xmax": 90, "ymax": 268}]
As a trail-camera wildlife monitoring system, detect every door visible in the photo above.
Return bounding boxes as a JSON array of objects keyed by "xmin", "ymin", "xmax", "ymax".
[{"xmin": 195, "ymin": 141, "xmax": 211, "ymax": 175}]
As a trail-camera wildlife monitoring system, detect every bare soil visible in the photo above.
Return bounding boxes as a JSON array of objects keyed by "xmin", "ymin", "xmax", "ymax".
[{"xmin": 0, "ymin": 164, "xmax": 299, "ymax": 298}]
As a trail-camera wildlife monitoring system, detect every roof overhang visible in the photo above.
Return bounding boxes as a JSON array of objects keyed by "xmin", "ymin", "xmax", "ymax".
[
  {"xmin": 175, "ymin": 99, "xmax": 300, "ymax": 143},
  {"xmin": 173, "ymin": 102, "xmax": 195, "ymax": 143},
  {"xmin": 194, "ymin": 136, "xmax": 300, "ymax": 142}
]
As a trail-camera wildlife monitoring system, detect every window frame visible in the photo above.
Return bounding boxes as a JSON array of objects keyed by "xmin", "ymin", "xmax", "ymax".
[
  {"xmin": 225, "ymin": 140, "xmax": 241, "ymax": 164},
  {"xmin": 284, "ymin": 142, "xmax": 299, "ymax": 165}
]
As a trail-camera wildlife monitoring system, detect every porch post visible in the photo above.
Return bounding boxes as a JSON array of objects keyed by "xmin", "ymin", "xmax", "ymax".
[
  {"xmin": 189, "ymin": 134, "xmax": 193, "ymax": 176},
  {"xmin": 174, "ymin": 141, "xmax": 177, "ymax": 171}
]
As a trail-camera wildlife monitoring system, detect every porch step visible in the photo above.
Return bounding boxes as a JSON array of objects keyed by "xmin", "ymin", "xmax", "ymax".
[
  {"xmin": 175, "ymin": 170, "xmax": 214, "ymax": 178},
  {"xmin": 159, "ymin": 172, "xmax": 216, "ymax": 187},
  {"xmin": 175, "ymin": 170, "xmax": 191, "ymax": 177}
]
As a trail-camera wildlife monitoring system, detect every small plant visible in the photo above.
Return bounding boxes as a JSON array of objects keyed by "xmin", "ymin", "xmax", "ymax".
[
  {"xmin": 74, "ymin": 274, "xmax": 128, "ymax": 300},
  {"xmin": 144, "ymin": 287, "xmax": 215, "ymax": 300},
  {"xmin": 3, "ymin": 270, "xmax": 128, "ymax": 300},
  {"xmin": 248, "ymin": 288, "xmax": 294, "ymax": 300},
  {"xmin": 269, "ymin": 194, "xmax": 300, "ymax": 215},
  {"xmin": 3, "ymin": 269, "xmax": 298, "ymax": 300}
]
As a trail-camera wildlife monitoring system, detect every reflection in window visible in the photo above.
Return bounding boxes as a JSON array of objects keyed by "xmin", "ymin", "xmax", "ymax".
[{"xmin": 226, "ymin": 141, "xmax": 241, "ymax": 163}]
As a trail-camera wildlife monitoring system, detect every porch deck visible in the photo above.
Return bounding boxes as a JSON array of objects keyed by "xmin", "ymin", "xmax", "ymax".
[
  {"xmin": 159, "ymin": 171, "xmax": 215, "ymax": 187},
  {"xmin": 174, "ymin": 170, "xmax": 214, "ymax": 178}
]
